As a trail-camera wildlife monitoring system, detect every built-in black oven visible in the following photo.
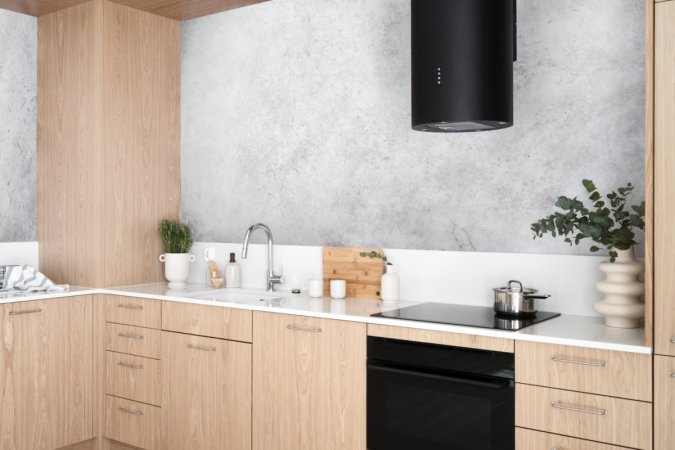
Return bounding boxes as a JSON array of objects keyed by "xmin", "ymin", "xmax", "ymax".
[{"xmin": 367, "ymin": 336, "xmax": 515, "ymax": 450}]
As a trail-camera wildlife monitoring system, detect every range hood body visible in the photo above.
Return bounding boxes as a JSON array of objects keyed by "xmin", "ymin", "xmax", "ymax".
[{"xmin": 412, "ymin": 0, "xmax": 515, "ymax": 132}]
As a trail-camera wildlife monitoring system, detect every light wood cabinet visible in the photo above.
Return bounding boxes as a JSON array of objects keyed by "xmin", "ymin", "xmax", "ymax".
[
  {"xmin": 655, "ymin": 0, "xmax": 675, "ymax": 357},
  {"xmin": 515, "ymin": 384, "xmax": 652, "ymax": 449},
  {"xmin": 0, "ymin": 296, "xmax": 93, "ymax": 450},
  {"xmin": 516, "ymin": 428, "xmax": 629, "ymax": 450},
  {"xmin": 105, "ymin": 396, "xmax": 160, "ymax": 450},
  {"xmin": 161, "ymin": 331, "xmax": 252, "ymax": 450},
  {"xmin": 655, "ymin": 355, "xmax": 675, "ymax": 450},
  {"xmin": 161, "ymin": 301, "xmax": 252, "ymax": 342},
  {"xmin": 253, "ymin": 312, "xmax": 366, "ymax": 450},
  {"xmin": 515, "ymin": 340, "xmax": 652, "ymax": 401},
  {"xmin": 105, "ymin": 295, "xmax": 162, "ymax": 329}
]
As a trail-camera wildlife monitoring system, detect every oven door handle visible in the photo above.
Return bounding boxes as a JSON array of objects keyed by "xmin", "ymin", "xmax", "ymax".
[{"xmin": 368, "ymin": 363, "xmax": 513, "ymax": 389}]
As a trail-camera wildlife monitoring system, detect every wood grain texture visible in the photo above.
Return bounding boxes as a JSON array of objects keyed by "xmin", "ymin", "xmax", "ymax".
[
  {"xmin": 105, "ymin": 396, "xmax": 160, "ymax": 450},
  {"xmin": 516, "ymin": 428, "xmax": 629, "ymax": 450},
  {"xmin": 654, "ymin": 355, "xmax": 675, "ymax": 450},
  {"xmin": 161, "ymin": 301, "xmax": 253, "ymax": 342},
  {"xmin": 101, "ymin": 0, "xmax": 180, "ymax": 287},
  {"xmin": 0, "ymin": 296, "xmax": 93, "ymax": 450},
  {"xmin": 253, "ymin": 312, "xmax": 366, "ymax": 450},
  {"xmin": 654, "ymin": 0, "xmax": 675, "ymax": 356},
  {"xmin": 515, "ymin": 384, "xmax": 652, "ymax": 449},
  {"xmin": 323, "ymin": 247, "xmax": 385, "ymax": 299},
  {"xmin": 105, "ymin": 295, "xmax": 162, "ymax": 329},
  {"xmin": 106, "ymin": 323, "xmax": 162, "ymax": 359},
  {"xmin": 0, "ymin": 0, "xmax": 90, "ymax": 20},
  {"xmin": 161, "ymin": 331, "xmax": 252, "ymax": 450},
  {"xmin": 515, "ymin": 340, "xmax": 652, "ymax": 401},
  {"xmin": 108, "ymin": 0, "xmax": 267, "ymax": 21},
  {"xmin": 368, "ymin": 323, "xmax": 514, "ymax": 353},
  {"xmin": 37, "ymin": 0, "xmax": 104, "ymax": 288},
  {"xmin": 105, "ymin": 352, "xmax": 162, "ymax": 406},
  {"xmin": 37, "ymin": 0, "xmax": 180, "ymax": 288},
  {"xmin": 646, "ymin": 0, "xmax": 655, "ymax": 349}
]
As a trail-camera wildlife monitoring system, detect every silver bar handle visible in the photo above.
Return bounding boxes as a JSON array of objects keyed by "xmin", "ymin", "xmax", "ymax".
[
  {"xmin": 118, "ymin": 303, "xmax": 144, "ymax": 310},
  {"xmin": 187, "ymin": 344, "xmax": 217, "ymax": 352},
  {"xmin": 551, "ymin": 355, "xmax": 607, "ymax": 368},
  {"xmin": 8, "ymin": 308, "xmax": 43, "ymax": 316},
  {"xmin": 287, "ymin": 324, "xmax": 323, "ymax": 333},
  {"xmin": 551, "ymin": 401, "xmax": 607, "ymax": 416},
  {"xmin": 670, "ymin": 338, "xmax": 675, "ymax": 344},
  {"xmin": 118, "ymin": 362, "xmax": 144, "ymax": 370},
  {"xmin": 670, "ymin": 371, "xmax": 675, "ymax": 378},
  {"xmin": 118, "ymin": 406, "xmax": 144, "ymax": 416},
  {"xmin": 117, "ymin": 332, "xmax": 144, "ymax": 340}
]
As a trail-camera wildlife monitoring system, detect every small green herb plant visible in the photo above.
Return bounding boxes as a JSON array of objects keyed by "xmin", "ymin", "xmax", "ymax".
[
  {"xmin": 531, "ymin": 179, "xmax": 645, "ymax": 262},
  {"xmin": 159, "ymin": 219, "xmax": 193, "ymax": 254},
  {"xmin": 359, "ymin": 251, "xmax": 388, "ymax": 263}
]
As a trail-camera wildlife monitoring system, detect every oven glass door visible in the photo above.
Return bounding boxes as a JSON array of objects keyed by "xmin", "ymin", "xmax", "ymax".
[{"xmin": 367, "ymin": 362, "xmax": 515, "ymax": 450}]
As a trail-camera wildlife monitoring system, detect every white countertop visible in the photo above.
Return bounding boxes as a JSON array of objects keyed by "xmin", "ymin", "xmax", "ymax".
[{"xmin": 0, "ymin": 283, "xmax": 650, "ymax": 354}]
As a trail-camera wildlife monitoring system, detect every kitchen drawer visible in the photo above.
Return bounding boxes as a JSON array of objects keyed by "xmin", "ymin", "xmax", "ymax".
[
  {"xmin": 516, "ymin": 428, "xmax": 631, "ymax": 450},
  {"xmin": 162, "ymin": 301, "xmax": 252, "ymax": 342},
  {"xmin": 105, "ymin": 295, "xmax": 161, "ymax": 329},
  {"xmin": 106, "ymin": 323, "xmax": 162, "ymax": 359},
  {"xmin": 515, "ymin": 340, "xmax": 652, "ymax": 401},
  {"xmin": 105, "ymin": 395, "xmax": 160, "ymax": 450},
  {"xmin": 655, "ymin": 355, "xmax": 675, "ymax": 450},
  {"xmin": 515, "ymin": 384, "xmax": 652, "ymax": 449},
  {"xmin": 106, "ymin": 352, "xmax": 161, "ymax": 406}
]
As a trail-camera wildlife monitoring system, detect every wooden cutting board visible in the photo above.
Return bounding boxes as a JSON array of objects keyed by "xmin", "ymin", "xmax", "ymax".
[{"xmin": 322, "ymin": 247, "xmax": 385, "ymax": 299}]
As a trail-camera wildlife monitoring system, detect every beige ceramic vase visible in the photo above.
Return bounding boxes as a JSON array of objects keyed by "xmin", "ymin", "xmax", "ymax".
[{"xmin": 593, "ymin": 247, "xmax": 644, "ymax": 328}]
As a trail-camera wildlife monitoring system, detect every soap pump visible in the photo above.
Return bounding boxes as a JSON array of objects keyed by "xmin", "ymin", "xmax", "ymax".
[{"xmin": 225, "ymin": 252, "xmax": 241, "ymax": 288}]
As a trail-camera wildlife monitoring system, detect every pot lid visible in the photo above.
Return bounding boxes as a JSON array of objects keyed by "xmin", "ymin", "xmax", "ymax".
[{"xmin": 493, "ymin": 279, "xmax": 537, "ymax": 294}]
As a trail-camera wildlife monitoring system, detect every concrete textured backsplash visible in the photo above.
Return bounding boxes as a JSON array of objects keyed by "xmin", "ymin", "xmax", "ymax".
[
  {"xmin": 181, "ymin": 0, "xmax": 646, "ymax": 255},
  {"xmin": 0, "ymin": 10, "xmax": 36, "ymax": 242}
]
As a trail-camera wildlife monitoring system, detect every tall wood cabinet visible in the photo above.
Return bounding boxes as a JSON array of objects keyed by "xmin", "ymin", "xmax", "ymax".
[
  {"xmin": 37, "ymin": 0, "xmax": 180, "ymax": 288},
  {"xmin": 655, "ymin": 0, "xmax": 675, "ymax": 358},
  {"xmin": 0, "ymin": 297, "xmax": 93, "ymax": 450},
  {"xmin": 252, "ymin": 312, "xmax": 366, "ymax": 450},
  {"xmin": 654, "ymin": 2, "xmax": 675, "ymax": 449}
]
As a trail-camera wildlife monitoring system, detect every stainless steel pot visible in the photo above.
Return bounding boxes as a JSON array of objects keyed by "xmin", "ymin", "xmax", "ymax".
[{"xmin": 493, "ymin": 280, "xmax": 550, "ymax": 316}]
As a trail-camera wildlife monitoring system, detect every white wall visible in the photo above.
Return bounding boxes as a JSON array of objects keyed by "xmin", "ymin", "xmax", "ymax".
[
  {"xmin": 188, "ymin": 242, "xmax": 608, "ymax": 316},
  {"xmin": 0, "ymin": 242, "xmax": 38, "ymax": 267},
  {"xmin": 180, "ymin": 0, "xmax": 645, "ymax": 256},
  {"xmin": 0, "ymin": 10, "xmax": 36, "ymax": 242}
]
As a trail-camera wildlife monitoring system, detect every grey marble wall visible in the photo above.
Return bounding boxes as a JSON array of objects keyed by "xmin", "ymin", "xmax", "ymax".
[
  {"xmin": 181, "ymin": 0, "xmax": 645, "ymax": 254},
  {"xmin": 0, "ymin": 10, "xmax": 36, "ymax": 242}
]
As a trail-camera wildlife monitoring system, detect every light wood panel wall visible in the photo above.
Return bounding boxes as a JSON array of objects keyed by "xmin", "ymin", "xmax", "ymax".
[
  {"xmin": 654, "ymin": 0, "xmax": 675, "ymax": 356},
  {"xmin": 37, "ymin": 0, "xmax": 180, "ymax": 288}
]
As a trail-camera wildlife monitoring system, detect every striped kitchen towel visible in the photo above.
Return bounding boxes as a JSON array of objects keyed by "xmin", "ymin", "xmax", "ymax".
[{"xmin": 0, "ymin": 265, "xmax": 69, "ymax": 292}]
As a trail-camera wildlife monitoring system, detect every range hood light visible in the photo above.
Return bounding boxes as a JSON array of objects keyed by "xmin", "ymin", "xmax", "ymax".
[{"xmin": 411, "ymin": 0, "xmax": 517, "ymax": 133}]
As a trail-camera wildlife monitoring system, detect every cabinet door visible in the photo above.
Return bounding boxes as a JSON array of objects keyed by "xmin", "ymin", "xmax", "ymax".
[
  {"xmin": 253, "ymin": 312, "xmax": 366, "ymax": 450},
  {"xmin": 655, "ymin": 356, "xmax": 675, "ymax": 450},
  {"xmin": 0, "ymin": 297, "xmax": 93, "ymax": 450},
  {"xmin": 655, "ymin": 0, "xmax": 675, "ymax": 356},
  {"xmin": 161, "ymin": 331, "xmax": 251, "ymax": 450}
]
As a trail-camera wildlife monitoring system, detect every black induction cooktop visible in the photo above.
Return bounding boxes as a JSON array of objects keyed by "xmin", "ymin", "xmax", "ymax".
[{"xmin": 372, "ymin": 302, "xmax": 561, "ymax": 331}]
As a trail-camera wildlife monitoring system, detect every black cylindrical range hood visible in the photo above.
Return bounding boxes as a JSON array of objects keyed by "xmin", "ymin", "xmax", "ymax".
[{"xmin": 412, "ymin": 0, "xmax": 516, "ymax": 132}]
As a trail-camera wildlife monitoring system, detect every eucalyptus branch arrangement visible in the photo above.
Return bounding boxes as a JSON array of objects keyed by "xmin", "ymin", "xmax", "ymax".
[
  {"xmin": 360, "ymin": 251, "xmax": 389, "ymax": 264},
  {"xmin": 531, "ymin": 180, "xmax": 645, "ymax": 262},
  {"xmin": 159, "ymin": 219, "xmax": 193, "ymax": 254}
]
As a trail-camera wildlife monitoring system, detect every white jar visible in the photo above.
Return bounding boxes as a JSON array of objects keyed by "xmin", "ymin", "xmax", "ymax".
[
  {"xmin": 159, "ymin": 253, "xmax": 196, "ymax": 288},
  {"xmin": 380, "ymin": 264, "xmax": 400, "ymax": 304},
  {"xmin": 225, "ymin": 252, "xmax": 241, "ymax": 288}
]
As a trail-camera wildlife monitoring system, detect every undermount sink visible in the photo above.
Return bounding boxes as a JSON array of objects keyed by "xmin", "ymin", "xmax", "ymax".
[{"xmin": 186, "ymin": 288, "xmax": 284, "ymax": 306}]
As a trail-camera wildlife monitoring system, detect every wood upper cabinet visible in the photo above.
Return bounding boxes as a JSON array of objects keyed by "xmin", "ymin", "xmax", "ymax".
[
  {"xmin": 161, "ymin": 331, "xmax": 252, "ymax": 450},
  {"xmin": 0, "ymin": 296, "xmax": 93, "ymax": 450},
  {"xmin": 252, "ymin": 312, "xmax": 367, "ymax": 450},
  {"xmin": 655, "ymin": 0, "xmax": 675, "ymax": 356},
  {"xmin": 655, "ymin": 356, "xmax": 675, "ymax": 450}
]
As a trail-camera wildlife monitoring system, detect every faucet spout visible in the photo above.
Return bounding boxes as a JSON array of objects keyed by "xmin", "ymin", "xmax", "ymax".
[{"xmin": 241, "ymin": 223, "xmax": 281, "ymax": 291}]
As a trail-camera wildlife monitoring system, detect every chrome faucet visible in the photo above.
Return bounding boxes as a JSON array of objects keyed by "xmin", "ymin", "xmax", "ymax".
[{"xmin": 242, "ymin": 223, "xmax": 282, "ymax": 291}]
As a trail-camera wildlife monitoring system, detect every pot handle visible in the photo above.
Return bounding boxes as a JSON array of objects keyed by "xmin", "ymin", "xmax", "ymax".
[
  {"xmin": 507, "ymin": 280, "xmax": 523, "ymax": 293},
  {"xmin": 159, "ymin": 254, "xmax": 166, "ymax": 263},
  {"xmin": 524, "ymin": 294, "xmax": 551, "ymax": 300}
]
